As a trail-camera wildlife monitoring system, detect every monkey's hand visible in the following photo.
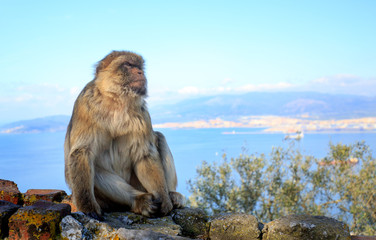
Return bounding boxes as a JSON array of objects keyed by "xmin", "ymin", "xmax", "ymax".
[
  {"xmin": 159, "ymin": 196, "xmax": 173, "ymax": 216},
  {"xmin": 132, "ymin": 193, "xmax": 159, "ymax": 217},
  {"xmin": 169, "ymin": 191, "xmax": 185, "ymax": 209}
]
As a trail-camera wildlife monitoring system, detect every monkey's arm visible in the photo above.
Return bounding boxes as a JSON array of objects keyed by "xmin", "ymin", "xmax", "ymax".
[{"xmin": 67, "ymin": 144, "xmax": 103, "ymax": 220}]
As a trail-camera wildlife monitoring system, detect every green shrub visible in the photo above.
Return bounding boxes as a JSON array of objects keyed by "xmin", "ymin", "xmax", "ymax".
[{"xmin": 188, "ymin": 140, "xmax": 376, "ymax": 235}]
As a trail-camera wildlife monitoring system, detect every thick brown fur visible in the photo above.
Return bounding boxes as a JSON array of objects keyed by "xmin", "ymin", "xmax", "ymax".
[{"xmin": 64, "ymin": 50, "xmax": 184, "ymax": 220}]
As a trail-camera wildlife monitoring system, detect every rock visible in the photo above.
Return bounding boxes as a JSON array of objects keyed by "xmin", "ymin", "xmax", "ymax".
[
  {"xmin": 63, "ymin": 211, "xmax": 188, "ymax": 239},
  {"xmin": 8, "ymin": 200, "xmax": 71, "ymax": 240},
  {"xmin": 68, "ymin": 212, "xmax": 129, "ymax": 239},
  {"xmin": 0, "ymin": 200, "xmax": 21, "ymax": 238},
  {"xmin": 209, "ymin": 213, "xmax": 261, "ymax": 240},
  {"xmin": 61, "ymin": 195, "xmax": 78, "ymax": 212},
  {"xmin": 60, "ymin": 215, "xmax": 92, "ymax": 240},
  {"xmin": 0, "ymin": 179, "xmax": 24, "ymax": 205},
  {"xmin": 171, "ymin": 207, "xmax": 209, "ymax": 238},
  {"xmin": 104, "ymin": 211, "xmax": 149, "ymax": 228},
  {"xmin": 24, "ymin": 189, "xmax": 67, "ymax": 205},
  {"xmin": 351, "ymin": 237, "xmax": 376, "ymax": 240},
  {"xmin": 116, "ymin": 228, "xmax": 192, "ymax": 240},
  {"xmin": 1, "ymin": 179, "xmax": 369, "ymax": 239},
  {"xmin": 105, "ymin": 211, "xmax": 182, "ymax": 236},
  {"xmin": 70, "ymin": 211, "xmax": 112, "ymax": 235},
  {"xmin": 262, "ymin": 214, "xmax": 351, "ymax": 240}
]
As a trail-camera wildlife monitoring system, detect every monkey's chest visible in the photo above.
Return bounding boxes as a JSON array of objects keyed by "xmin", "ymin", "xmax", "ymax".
[{"xmin": 109, "ymin": 109, "xmax": 151, "ymax": 137}]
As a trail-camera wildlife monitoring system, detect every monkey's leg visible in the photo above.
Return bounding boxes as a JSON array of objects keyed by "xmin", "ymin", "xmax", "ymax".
[
  {"xmin": 155, "ymin": 131, "xmax": 177, "ymax": 190},
  {"xmin": 94, "ymin": 168, "xmax": 159, "ymax": 217},
  {"xmin": 155, "ymin": 131, "xmax": 185, "ymax": 209},
  {"xmin": 133, "ymin": 158, "xmax": 173, "ymax": 216},
  {"xmin": 69, "ymin": 147, "xmax": 102, "ymax": 220}
]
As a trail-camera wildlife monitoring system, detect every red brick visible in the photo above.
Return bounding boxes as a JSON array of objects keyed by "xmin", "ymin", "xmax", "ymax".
[
  {"xmin": 24, "ymin": 189, "xmax": 67, "ymax": 206},
  {"xmin": 0, "ymin": 201, "xmax": 21, "ymax": 238},
  {"xmin": 8, "ymin": 200, "xmax": 71, "ymax": 240},
  {"xmin": 0, "ymin": 179, "xmax": 23, "ymax": 205}
]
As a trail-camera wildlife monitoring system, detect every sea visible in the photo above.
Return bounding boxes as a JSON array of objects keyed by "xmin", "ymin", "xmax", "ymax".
[{"xmin": 0, "ymin": 128, "xmax": 375, "ymax": 197}]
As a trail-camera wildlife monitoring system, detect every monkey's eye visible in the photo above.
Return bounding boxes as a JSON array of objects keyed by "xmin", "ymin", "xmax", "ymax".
[{"xmin": 123, "ymin": 62, "xmax": 132, "ymax": 67}]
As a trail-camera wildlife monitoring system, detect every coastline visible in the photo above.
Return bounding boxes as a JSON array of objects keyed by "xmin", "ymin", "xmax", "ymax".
[{"xmin": 154, "ymin": 116, "xmax": 376, "ymax": 134}]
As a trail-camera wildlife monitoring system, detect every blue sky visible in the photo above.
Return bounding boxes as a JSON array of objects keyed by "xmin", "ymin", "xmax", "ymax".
[{"xmin": 1, "ymin": 1, "xmax": 376, "ymax": 123}]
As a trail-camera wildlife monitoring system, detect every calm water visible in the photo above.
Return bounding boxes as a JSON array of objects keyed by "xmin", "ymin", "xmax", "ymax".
[{"xmin": 0, "ymin": 129, "xmax": 375, "ymax": 197}]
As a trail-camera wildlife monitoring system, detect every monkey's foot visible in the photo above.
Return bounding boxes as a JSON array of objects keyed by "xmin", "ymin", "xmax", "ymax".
[
  {"xmin": 132, "ymin": 193, "xmax": 159, "ymax": 217},
  {"xmin": 78, "ymin": 200, "xmax": 103, "ymax": 221},
  {"xmin": 169, "ymin": 191, "xmax": 185, "ymax": 209}
]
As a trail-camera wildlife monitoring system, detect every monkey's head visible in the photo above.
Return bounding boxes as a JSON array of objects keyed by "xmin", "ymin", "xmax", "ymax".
[{"xmin": 95, "ymin": 51, "xmax": 147, "ymax": 96}]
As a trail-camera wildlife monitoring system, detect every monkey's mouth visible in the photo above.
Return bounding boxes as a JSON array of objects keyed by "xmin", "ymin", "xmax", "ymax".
[
  {"xmin": 131, "ymin": 80, "xmax": 146, "ymax": 86},
  {"xmin": 127, "ymin": 80, "xmax": 146, "ymax": 90}
]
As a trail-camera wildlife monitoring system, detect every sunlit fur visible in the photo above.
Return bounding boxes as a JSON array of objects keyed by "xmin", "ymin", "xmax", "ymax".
[{"xmin": 64, "ymin": 51, "xmax": 184, "ymax": 219}]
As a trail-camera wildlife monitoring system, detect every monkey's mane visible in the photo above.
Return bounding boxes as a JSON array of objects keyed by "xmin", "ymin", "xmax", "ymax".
[{"xmin": 95, "ymin": 50, "xmax": 144, "ymax": 75}]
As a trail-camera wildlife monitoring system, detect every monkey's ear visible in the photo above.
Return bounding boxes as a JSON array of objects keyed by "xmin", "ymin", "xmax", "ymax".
[{"xmin": 95, "ymin": 51, "xmax": 122, "ymax": 75}]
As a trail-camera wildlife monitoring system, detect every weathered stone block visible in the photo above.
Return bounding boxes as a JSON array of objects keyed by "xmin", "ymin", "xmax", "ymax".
[
  {"xmin": 0, "ymin": 179, "xmax": 24, "ymax": 205},
  {"xmin": 24, "ymin": 189, "xmax": 67, "ymax": 205},
  {"xmin": 60, "ymin": 215, "xmax": 92, "ymax": 240},
  {"xmin": 61, "ymin": 195, "xmax": 78, "ymax": 212},
  {"xmin": 61, "ymin": 211, "xmax": 192, "ymax": 240},
  {"xmin": 209, "ymin": 213, "xmax": 261, "ymax": 240},
  {"xmin": 171, "ymin": 207, "xmax": 209, "ymax": 238},
  {"xmin": 8, "ymin": 200, "xmax": 71, "ymax": 240},
  {"xmin": 0, "ymin": 200, "xmax": 21, "ymax": 238},
  {"xmin": 351, "ymin": 237, "xmax": 376, "ymax": 240},
  {"xmin": 262, "ymin": 214, "xmax": 351, "ymax": 240},
  {"xmin": 69, "ymin": 212, "xmax": 119, "ymax": 239},
  {"xmin": 106, "ymin": 211, "xmax": 182, "ymax": 236},
  {"xmin": 116, "ymin": 228, "xmax": 192, "ymax": 240}
]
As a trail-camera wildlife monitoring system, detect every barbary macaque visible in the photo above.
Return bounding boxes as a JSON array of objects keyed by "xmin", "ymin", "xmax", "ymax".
[{"xmin": 64, "ymin": 51, "xmax": 184, "ymax": 220}]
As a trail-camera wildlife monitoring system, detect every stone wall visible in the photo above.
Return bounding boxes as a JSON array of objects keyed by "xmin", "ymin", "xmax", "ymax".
[{"xmin": 0, "ymin": 179, "xmax": 374, "ymax": 240}]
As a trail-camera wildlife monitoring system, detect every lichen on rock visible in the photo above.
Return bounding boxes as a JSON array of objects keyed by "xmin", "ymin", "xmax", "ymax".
[
  {"xmin": 209, "ymin": 212, "xmax": 262, "ymax": 240},
  {"xmin": 0, "ymin": 179, "xmax": 24, "ymax": 205},
  {"xmin": 61, "ymin": 211, "xmax": 189, "ymax": 239},
  {"xmin": 105, "ymin": 211, "xmax": 182, "ymax": 236},
  {"xmin": 262, "ymin": 214, "xmax": 351, "ymax": 240},
  {"xmin": 24, "ymin": 189, "xmax": 67, "ymax": 206},
  {"xmin": 8, "ymin": 200, "xmax": 71, "ymax": 239},
  {"xmin": 171, "ymin": 207, "xmax": 209, "ymax": 238}
]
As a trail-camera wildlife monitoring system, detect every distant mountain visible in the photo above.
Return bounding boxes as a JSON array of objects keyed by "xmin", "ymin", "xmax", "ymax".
[
  {"xmin": 149, "ymin": 92, "xmax": 376, "ymax": 123},
  {"xmin": 0, "ymin": 115, "xmax": 70, "ymax": 134},
  {"xmin": 1, "ymin": 92, "xmax": 375, "ymax": 133}
]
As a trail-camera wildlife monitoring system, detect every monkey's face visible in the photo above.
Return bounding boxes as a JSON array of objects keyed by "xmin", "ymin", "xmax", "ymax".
[
  {"xmin": 96, "ymin": 51, "xmax": 148, "ymax": 96},
  {"xmin": 119, "ymin": 60, "xmax": 147, "ymax": 96}
]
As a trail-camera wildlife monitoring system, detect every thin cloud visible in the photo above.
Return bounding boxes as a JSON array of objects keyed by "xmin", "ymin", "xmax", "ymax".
[
  {"xmin": 237, "ymin": 82, "xmax": 294, "ymax": 92},
  {"xmin": 177, "ymin": 86, "xmax": 202, "ymax": 95},
  {"xmin": 160, "ymin": 75, "xmax": 376, "ymax": 102},
  {"xmin": 221, "ymin": 78, "xmax": 235, "ymax": 85},
  {"xmin": 304, "ymin": 75, "xmax": 376, "ymax": 96},
  {"xmin": 14, "ymin": 94, "xmax": 35, "ymax": 102},
  {"xmin": 176, "ymin": 82, "xmax": 295, "ymax": 96},
  {"xmin": 0, "ymin": 83, "xmax": 80, "ymax": 123}
]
